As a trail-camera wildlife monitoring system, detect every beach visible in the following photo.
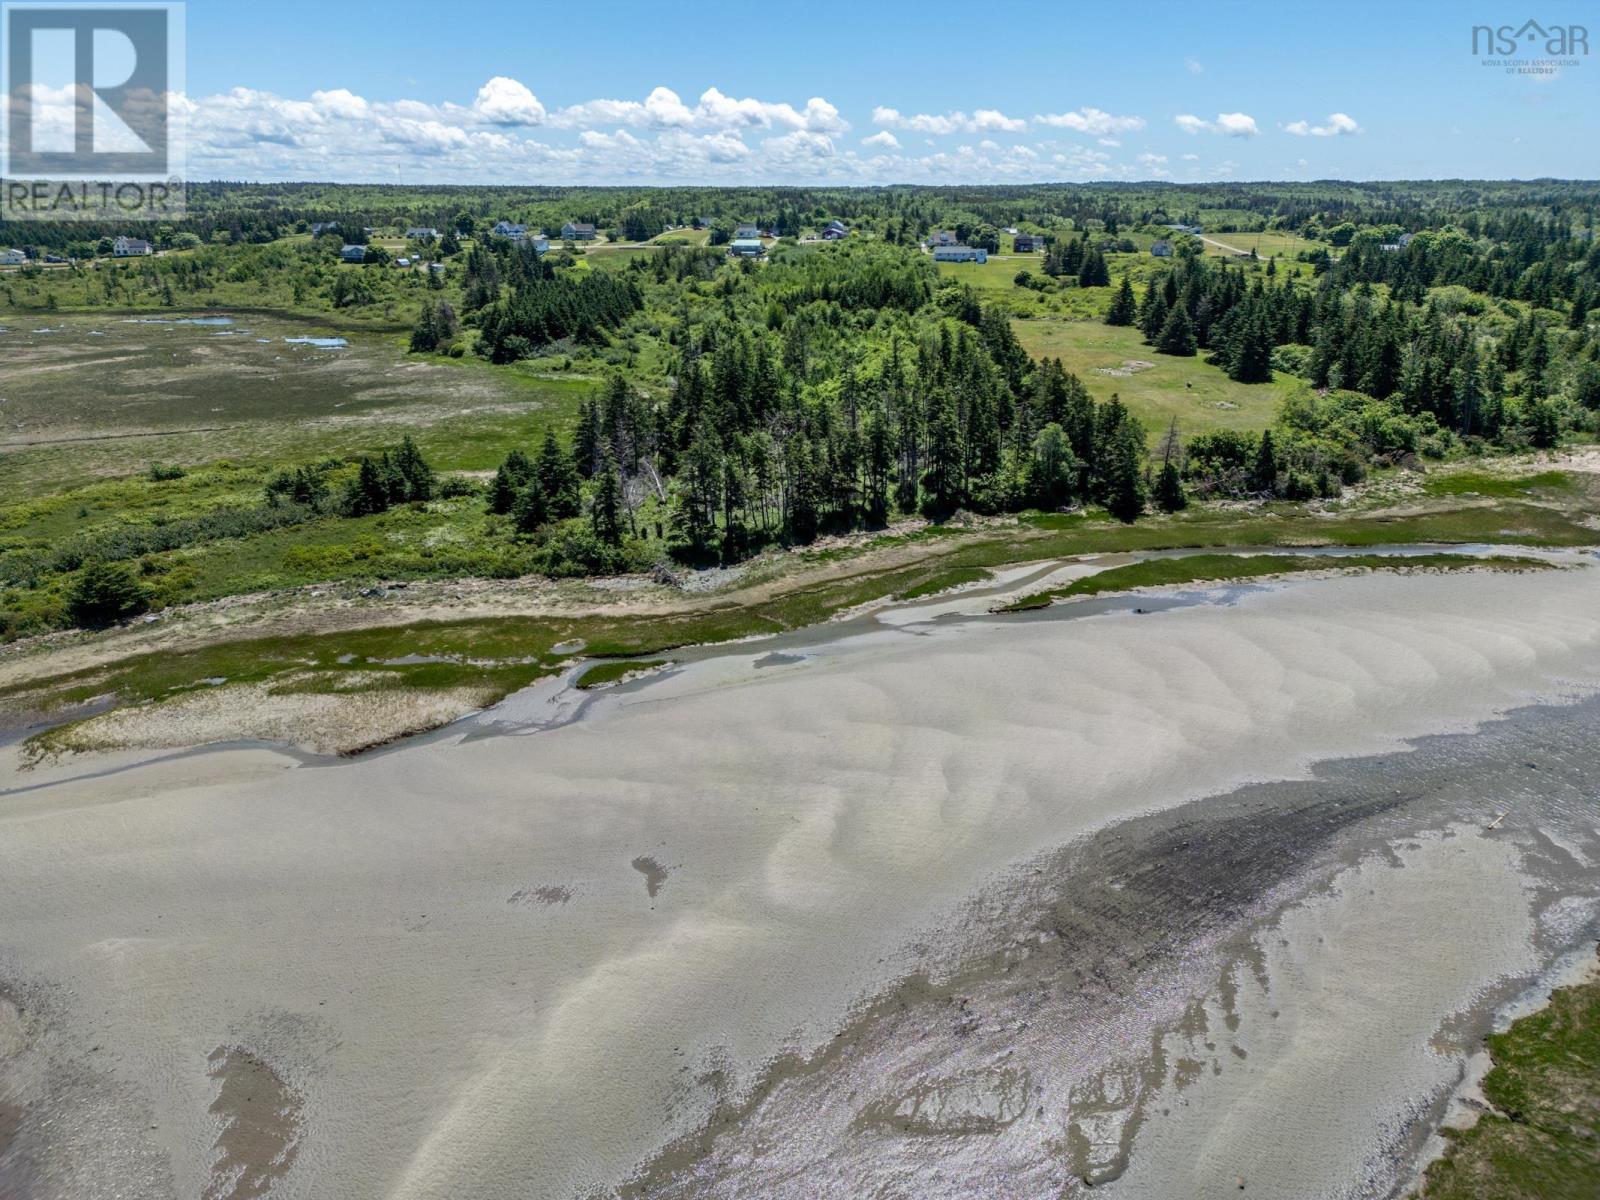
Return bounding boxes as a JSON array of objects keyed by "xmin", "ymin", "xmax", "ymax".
[{"xmin": 3, "ymin": 563, "xmax": 1599, "ymax": 1198}]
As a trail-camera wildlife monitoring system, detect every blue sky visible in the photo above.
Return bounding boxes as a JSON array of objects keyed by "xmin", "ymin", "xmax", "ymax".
[{"xmin": 170, "ymin": 0, "xmax": 1597, "ymax": 183}]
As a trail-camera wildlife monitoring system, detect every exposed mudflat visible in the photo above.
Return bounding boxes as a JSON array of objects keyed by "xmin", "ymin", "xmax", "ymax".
[
  {"xmin": 632, "ymin": 699, "xmax": 1600, "ymax": 1199},
  {"xmin": 2, "ymin": 564, "xmax": 1599, "ymax": 1199}
]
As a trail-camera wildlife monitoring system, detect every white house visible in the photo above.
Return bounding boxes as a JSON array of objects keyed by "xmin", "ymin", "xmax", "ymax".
[
  {"xmin": 309, "ymin": 221, "xmax": 340, "ymax": 236},
  {"xmin": 406, "ymin": 227, "xmax": 440, "ymax": 240},
  {"xmin": 933, "ymin": 245, "xmax": 987, "ymax": 263},
  {"xmin": 112, "ymin": 236, "xmax": 153, "ymax": 257},
  {"xmin": 728, "ymin": 237, "xmax": 766, "ymax": 258},
  {"xmin": 0, "ymin": 248, "xmax": 28, "ymax": 266},
  {"xmin": 735, "ymin": 223, "xmax": 761, "ymax": 240}
]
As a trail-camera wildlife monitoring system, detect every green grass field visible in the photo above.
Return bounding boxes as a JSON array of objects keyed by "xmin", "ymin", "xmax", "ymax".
[
  {"xmin": 1198, "ymin": 229, "xmax": 1325, "ymax": 260},
  {"xmin": 1011, "ymin": 318, "xmax": 1297, "ymax": 440},
  {"xmin": 934, "ymin": 251, "xmax": 1046, "ymax": 290},
  {"xmin": 937, "ymin": 250, "xmax": 1207, "ymax": 318},
  {"xmin": 649, "ymin": 227, "xmax": 712, "ymax": 246},
  {"xmin": 935, "ymin": 255, "xmax": 1174, "ymax": 320}
]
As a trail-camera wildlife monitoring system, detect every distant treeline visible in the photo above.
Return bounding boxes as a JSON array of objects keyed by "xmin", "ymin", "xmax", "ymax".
[{"xmin": 5, "ymin": 178, "xmax": 1598, "ymax": 257}]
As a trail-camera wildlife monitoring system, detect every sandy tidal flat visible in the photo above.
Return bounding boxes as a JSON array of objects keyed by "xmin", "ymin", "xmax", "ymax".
[{"xmin": 2, "ymin": 565, "xmax": 1600, "ymax": 1198}]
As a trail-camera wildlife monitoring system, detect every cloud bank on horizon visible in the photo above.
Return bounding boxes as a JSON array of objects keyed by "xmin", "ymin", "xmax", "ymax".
[{"xmin": 178, "ymin": 75, "xmax": 1378, "ymax": 183}]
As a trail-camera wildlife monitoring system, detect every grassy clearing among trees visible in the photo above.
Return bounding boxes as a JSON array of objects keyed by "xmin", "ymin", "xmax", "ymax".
[{"xmin": 1010, "ymin": 319, "xmax": 1296, "ymax": 440}]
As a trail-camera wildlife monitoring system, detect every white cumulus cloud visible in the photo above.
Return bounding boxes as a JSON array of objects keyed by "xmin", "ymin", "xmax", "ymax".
[
  {"xmin": 872, "ymin": 106, "xmax": 1025, "ymax": 135},
  {"xmin": 551, "ymin": 86, "xmax": 846, "ymax": 133},
  {"xmin": 1034, "ymin": 107, "xmax": 1146, "ymax": 136},
  {"xmin": 764, "ymin": 130, "xmax": 836, "ymax": 163},
  {"xmin": 175, "ymin": 78, "xmax": 1157, "ymax": 186},
  {"xmin": 471, "ymin": 76, "xmax": 545, "ymax": 126},
  {"xmin": 1175, "ymin": 111, "xmax": 1259, "ymax": 137},
  {"xmin": 1285, "ymin": 112, "xmax": 1362, "ymax": 137}
]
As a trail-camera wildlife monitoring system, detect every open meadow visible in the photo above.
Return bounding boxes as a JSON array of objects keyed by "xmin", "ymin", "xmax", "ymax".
[
  {"xmin": 1197, "ymin": 228, "xmax": 1325, "ymax": 259},
  {"xmin": 1012, "ymin": 318, "xmax": 1297, "ymax": 439}
]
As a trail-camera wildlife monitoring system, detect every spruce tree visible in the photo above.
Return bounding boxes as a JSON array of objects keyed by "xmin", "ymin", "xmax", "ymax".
[
  {"xmin": 1063, "ymin": 237, "xmax": 1085, "ymax": 276},
  {"xmin": 1140, "ymin": 287, "xmax": 1169, "ymax": 342},
  {"xmin": 1567, "ymin": 286, "xmax": 1590, "ymax": 331},
  {"xmin": 536, "ymin": 430, "xmax": 581, "ymax": 519},
  {"xmin": 347, "ymin": 456, "xmax": 390, "ymax": 516},
  {"xmin": 489, "ymin": 449, "xmax": 533, "ymax": 514},
  {"xmin": 391, "ymin": 435, "xmax": 435, "ymax": 502},
  {"xmin": 1229, "ymin": 314, "xmax": 1274, "ymax": 383},
  {"xmin": 1528, "ymin": 398, "xmax": 1560, "ymax": 448},
  {"xmin": 1104, "ymin": 425, "xmax": 1146, "ymax": 523},
  {"xmin": 512, "ymin": 478, "xmax": 550, "ymax": 534},
  {"xmin": 1156, "ymin": 305, "xmax": 1197, "ymax": 356},
  {"xmin": 921, "ymin": 389, "xmax": 964, "ymax": 516},
  {"xmin": 1154, "ymin": 460, "xmax": 1187, "ymax": 512},
  {"xmin": 1251, "ymin": 429, "xmax": 1279, "ymax": 495},
  {"xmin": 1105, "ymin": 276, "xmax": 1138, "ymax": 327},
  {"xmin": 408, "ymin": 303, "xmax": 439, "ymax": 353},
  {"xmin": 573, "ymin": 398, "xmax": 600, "ymax": 478},
  {"xmin": 1573, "ymin": 362, "xmax": 1600, "ymax": 411},
  {"xmin": 1079, "ymin": 246, "xmax": 1110, "ymax": 288},
  {"xmin": 590, "ymin": 452, "xmax": 625, "ymax": 546},
  {"xmin": 67, "ymin": 560, "xmax": 149, "ymax": 628},
  {"xmin": 786, "ymin": 434, "xmax": 821, "ymax": 543}
]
